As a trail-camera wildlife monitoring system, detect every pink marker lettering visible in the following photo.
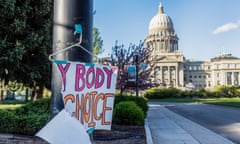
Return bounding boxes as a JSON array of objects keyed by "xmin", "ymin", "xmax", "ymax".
[
  {"xmin": 95, "ymin": 67, "xmax": 104, "ymax": 89},
  {"xmin": 57, "ymin": 63, "xmax": 70, "ymax": 91},
  {"xmin": 75, "ymin": 64, "xmax": 85, "ymax": 91},
  {"xmin": 103, "ymin": 67, "xmax": 113, "ymax": 89}
]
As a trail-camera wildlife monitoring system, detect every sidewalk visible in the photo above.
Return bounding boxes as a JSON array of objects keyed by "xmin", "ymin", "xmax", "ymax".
[
  {"xmin": 0, "ymin": 134, "xmax": 47, "ymax": 144},
  {"xmin": 145, "ymin": 102, "xmax": 235, "ymax": 144}
]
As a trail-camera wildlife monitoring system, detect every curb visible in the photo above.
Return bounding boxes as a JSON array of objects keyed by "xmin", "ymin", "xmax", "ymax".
[
  {"xmin": 144, "ymin": 119, "xmax": 153, "ymax": 144},
  {"xmin": 0, "ymin": 134, "xmax": 14, "ymax": 139}
]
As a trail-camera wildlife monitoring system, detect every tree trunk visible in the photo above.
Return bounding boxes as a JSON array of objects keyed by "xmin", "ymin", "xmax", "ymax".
[
  {"xmin": 31, "ymin": 90, "xmax": 35, "ymax": 101},
  {"xmin": 0, "ymin": 90, "xmax": 3, "ymax": 102},
  {"xmin": 120, "ymin": 85, "xmax": 123, "ymax": 96},
  {"xmin": 36, "ymin": 87, "xmax": 43, "ymax": 99},
  {"xmin": 25, "ymin": 88, "xmax": 29, "ymax": 102},
  {"xmin": 31, "ymin": 86, "xmax": 44, "ymax": 100}
]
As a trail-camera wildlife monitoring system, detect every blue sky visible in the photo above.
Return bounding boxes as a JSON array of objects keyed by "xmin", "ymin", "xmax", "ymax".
[{"xmin": 94, "ymin": 0, "xmax": 240, "ymax": 61}]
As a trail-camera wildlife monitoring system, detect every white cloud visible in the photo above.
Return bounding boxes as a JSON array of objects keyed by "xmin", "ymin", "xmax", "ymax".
[{"xmin": 213, "ymin": 20, "xmax": 240, "ymax": 34}]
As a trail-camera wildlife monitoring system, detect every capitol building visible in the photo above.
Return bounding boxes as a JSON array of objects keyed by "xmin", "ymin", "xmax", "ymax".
[{"xmin": 145, "ymin": 3, "xmax": 240, "ymax": 90}]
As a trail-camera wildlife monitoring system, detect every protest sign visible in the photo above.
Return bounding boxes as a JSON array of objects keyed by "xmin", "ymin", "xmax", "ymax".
[{"xmin": 56, "ymin": 62, "xmax": 118, "ymax": 130}]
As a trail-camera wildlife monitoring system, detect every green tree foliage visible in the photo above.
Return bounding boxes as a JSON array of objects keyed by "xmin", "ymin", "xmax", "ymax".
[
  {"xmin": 110, "ymin": 41, "xmax": 152, "ymax": 94},
  {"xmin": 0, "ymin": 0, "xmax": 52, "ymax": 98},
  {"xmin": 93, "ymin": 27, "xmax": 103, "ymax": 56}
]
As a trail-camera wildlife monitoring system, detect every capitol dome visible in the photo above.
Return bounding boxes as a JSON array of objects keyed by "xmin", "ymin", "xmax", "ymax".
[
  {"xmin": 145, "ymin": 3, "xmax": 179, "ymax": 53},
  {"xmin": 149, "ymin": 3, "xmax": 174, "ymax": 32}
]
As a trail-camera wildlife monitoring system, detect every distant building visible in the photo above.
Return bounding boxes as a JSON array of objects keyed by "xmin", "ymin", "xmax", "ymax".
[{"xmin": 145, "ymin": 3, "xmax": 240, "ymax": 90}]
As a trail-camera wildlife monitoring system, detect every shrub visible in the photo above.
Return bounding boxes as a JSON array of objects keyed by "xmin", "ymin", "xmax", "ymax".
[
  {"xmin": 143, "ymin": 87, "xmax": 183, "ymax": 99},
  {"xmin": 113, "ymin": 101, "xmax": 144, "ymax": 125},
  {"xmin": 211, "ymin": 85, "xmax": 240, "ymax": 98},
  {"xmin": 15, "ymin": 98, "xmax": 51, "ymax": 115},
  {"xmin": 0, "ymin": 110, "xmax": 17, "ymax": 133},
  {"xmin": 16, "ymin": 113, "xmax": 50, "ymax": 135},
  {"xmin": 0, "ymin": 98, "xmax": 51, "ymax": 135},
  {"xmin": 114, "ymin": 94, "xmax": 148, "ymax": 117}
]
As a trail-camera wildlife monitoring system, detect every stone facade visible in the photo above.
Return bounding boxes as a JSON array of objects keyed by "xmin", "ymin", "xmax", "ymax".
[{"xmin": 146, "ymin": 3, "xmax": 240, "ymax": 90}]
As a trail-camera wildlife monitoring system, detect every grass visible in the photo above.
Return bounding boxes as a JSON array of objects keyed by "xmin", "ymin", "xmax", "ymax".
[
  {"xmin": 149, "ymin": 97, "xmax": 240, "ymax": 108},
  {"xmin": 0, "ymin": 100, "xmax": 26, "ymax": 110},
  {"xmin": 0, "ymin": 104, "xmax": 24, "ymax": 110}
]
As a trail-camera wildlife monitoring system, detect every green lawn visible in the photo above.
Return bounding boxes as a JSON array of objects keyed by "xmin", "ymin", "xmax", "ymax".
[
  {"xmin": 149, "ymin": 97, "xmax": 240, "ymax": 108},
  {"xmin": 0, "ymin": 100, "xmax": 26, "ymax": 110},
  {"xmin": 0, "ymin": 104, "xmax": 24, "ymax": 110}
]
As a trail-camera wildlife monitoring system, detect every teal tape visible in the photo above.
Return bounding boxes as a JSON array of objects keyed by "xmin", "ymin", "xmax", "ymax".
[
  {"xmin": 87, "ymin": 127, "xmax": 95, "ymax": 134},
  {"xmin": 85, "ymin": 63, "xmax": 94, "ymax": 66},
  {"xmin": 75, "ymin": 24, "xmax": 82, "ymax": 34},
  {"xmin": 53, "ymin": 60, "xmax": 68, "ymax": 64}
]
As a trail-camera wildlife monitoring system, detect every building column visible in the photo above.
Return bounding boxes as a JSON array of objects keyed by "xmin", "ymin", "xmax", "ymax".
[
  {"xmin": 168, "ymin": 66, "xmax": 171, "ymax": 86},
  {"xmin": 176, "ymin": 65, "xmax": 179, "ymax": 87},
  {"xmin": 159, "ymin": 66, "xmax": 162, "ymax": 84}
]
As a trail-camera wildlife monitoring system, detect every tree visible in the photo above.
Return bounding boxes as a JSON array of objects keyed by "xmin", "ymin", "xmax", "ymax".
[
  {"xmin": 110, "ymin": 41, "xmax": 153, "ymax": 95},
  {"xmin": 93, "ymin": 27, "xmax": 104, "ymax": 56},
  {"xmin": 0, "ymin": 0, "xmax": 52, "ymax": 99}
]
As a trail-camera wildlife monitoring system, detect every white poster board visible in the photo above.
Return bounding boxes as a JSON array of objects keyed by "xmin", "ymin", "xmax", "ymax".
[
  {"xmin": 36, "ymin": 109, "xmax": 91, "ymax": 144},
  {"xmin": 56, "ymin": 62, "xmax": 118, "ymax": 130}
]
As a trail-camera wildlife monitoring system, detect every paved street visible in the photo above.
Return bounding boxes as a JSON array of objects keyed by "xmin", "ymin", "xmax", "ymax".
[
  {"xmin": 146, "ymin": 102, "xmax": 235, "ymax": 144},
  {"xmin": 165, "ymin": 102, "xmax": 240, "ymax": 144}
]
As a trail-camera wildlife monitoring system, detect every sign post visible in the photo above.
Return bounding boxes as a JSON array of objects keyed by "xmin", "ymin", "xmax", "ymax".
[{"xmin": 51, "ymin": 0, "xmax": 93, "ymax": 118}]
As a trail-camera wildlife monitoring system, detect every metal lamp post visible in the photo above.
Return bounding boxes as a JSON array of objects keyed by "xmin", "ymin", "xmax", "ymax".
[
  {"xmin": 134, "ymin": 53, "xmax": 139, "ymax": 97},
  {"xmin": 51, "ymin": 0, "xmax": 93, "ymax": 117}
]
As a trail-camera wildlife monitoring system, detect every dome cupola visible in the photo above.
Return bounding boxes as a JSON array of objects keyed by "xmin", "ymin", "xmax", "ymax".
[
  {"xmin": 149, "ymin": 3, "xmax": 174, "ymax": 33},
  {"xmin": 146, "ymin": 3, "xmax": 179, "ymax": 53}
]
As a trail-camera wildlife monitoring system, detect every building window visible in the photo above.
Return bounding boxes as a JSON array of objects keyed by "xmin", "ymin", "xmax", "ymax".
[
  {"xmin": 162, "ymin": 66, "xmax": 168, "ymax": 71},
  {"xmin": 189, "ymin": 66, "xmax": 192, "ymax": 70},
  {"xmin": 170, "ymin": 66, "xmax": 175, "ymax": 71},
  {"xmin": 217, "ymin": 73, "xmax": 220, "ymax": 78},
  {"xmin": 193, "ymin": 66, "xmax": 197, "ymax": 70},
  {"xmin": 199, "ymin": 75, "xmax": 202, "ymax": 79},
  {"xmin": 227, "ymin": 72, "xmax": 232, "ymax": 85},
  {"xmin": 227, "ymin": 64, "xmax": 231, "ymax": 69},
  {"xmin": 155, "ymin": 66, "xmax": 160, "ymax": 71},
  {"xmin": 198, "ymin": 66, "xmax": 201, "ymax": 70},
  {"xmin": 170, "ymin": 72, "xmax": 175, "ymax": 78},
  {"xmin": 189, "ymin": 75, "xmax": 192, "ymax": 78},
  {"xmin": 234, "ymin": 72, "xmax": 239, "ymax": 85},
  {"xmin": 208, "ymin": 81, "xmax": 211, "ymax": 87}
]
